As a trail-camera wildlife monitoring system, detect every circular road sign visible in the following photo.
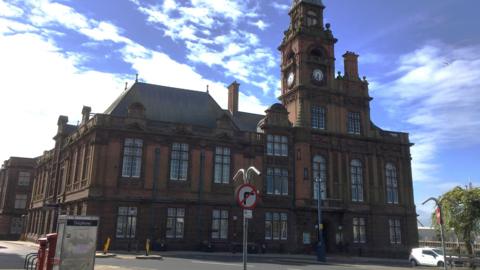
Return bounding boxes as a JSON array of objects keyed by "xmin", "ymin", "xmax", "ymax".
[{"xmin": 236, "ymin": 184, "xmax": 258, "ymax": 210}]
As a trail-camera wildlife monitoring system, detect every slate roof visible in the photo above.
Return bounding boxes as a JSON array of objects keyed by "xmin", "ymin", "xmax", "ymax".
[
  {"xmin": 105, "ymin": 82, "xmax": 265, "ymax": 132},
  {"xmin": 228, "ymin": 111, "xmax": 265, "ymax": 132}
]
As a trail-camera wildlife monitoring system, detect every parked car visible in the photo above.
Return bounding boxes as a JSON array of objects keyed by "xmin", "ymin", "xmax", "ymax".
[{"xmin": 409, "ymin": 247, "xmax": 446, "ymax": 267}]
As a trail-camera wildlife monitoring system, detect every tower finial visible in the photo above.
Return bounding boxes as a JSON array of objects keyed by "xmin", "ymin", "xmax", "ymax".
[
  {"xmin": 135, "ymin": 73, "xmax": 139, "ymax": 83},
  {"xmin": 125, "ymin": 82, "xmax": 128, "ymax": 91},
  {"xmin": 206, "ymin": 85, "xmax": 209, "ymax": 94}
]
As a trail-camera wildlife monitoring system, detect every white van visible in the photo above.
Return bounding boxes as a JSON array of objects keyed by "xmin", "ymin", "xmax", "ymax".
[{"xmin": 409, "ymin": 247, "xmax": 445, "ymax": 267}]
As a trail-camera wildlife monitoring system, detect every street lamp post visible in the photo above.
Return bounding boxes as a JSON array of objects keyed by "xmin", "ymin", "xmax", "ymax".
[
  {"xmin": 315, "ymin": 177, "xmax": 326, "ymax": 262},
  {"xmin": 422, "ymin": 197, "xmax": 447, "ymax": 270},
  {"xmin": 233, "ymin": 167, "xmax": 261, "ymax": 270}
]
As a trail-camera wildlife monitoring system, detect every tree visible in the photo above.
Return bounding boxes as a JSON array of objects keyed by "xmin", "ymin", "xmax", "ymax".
[{"xmin": 433, "ymin": 186, "xmax": 480, "ymax": 255}]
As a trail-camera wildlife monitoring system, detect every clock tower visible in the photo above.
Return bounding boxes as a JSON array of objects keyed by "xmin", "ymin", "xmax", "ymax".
[{"xmin": 279, "ymin": 0, "xmax": 338, "ymax": 126}]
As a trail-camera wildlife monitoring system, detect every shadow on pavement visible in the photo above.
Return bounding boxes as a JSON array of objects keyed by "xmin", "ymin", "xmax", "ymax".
[{"xmin": 0, "ymin": 252, "xmax": 27, "ymax": 269}]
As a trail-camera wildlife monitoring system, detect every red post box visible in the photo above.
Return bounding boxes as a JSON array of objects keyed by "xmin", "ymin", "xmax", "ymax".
[
  {"xmin": 46, "ymin": 233, "xmax": 58, "ymax": 270},
  {"xmin": 37, "ymin": 238, "xmax": 48, "ymax": 270}
]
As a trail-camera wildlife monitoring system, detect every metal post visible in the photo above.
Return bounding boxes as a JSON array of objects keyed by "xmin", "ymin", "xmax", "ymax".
[
  {"xmin": 423, "ymin": 197, "xmax": 447, "ymax": 270},
  {"xmin": 233, "ymin": 167, "xmax": 260, "ymax": 270},
  {"xmin": 243, "ymin": 215, "xmax": 247, "ymax": 270},
  {"xmin": 315, "ymin": 177, "xmax": 326, "ymax": 262}
]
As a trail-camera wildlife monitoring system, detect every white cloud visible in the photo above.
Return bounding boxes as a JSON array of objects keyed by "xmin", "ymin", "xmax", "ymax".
[
  {"xmin": 0, "ymin": 0, "xmax": 269, "ymax": 163},
  {"xmin": 0, "ymin": 30, "xmax": 127, "ymax": 162},
  {"xmin": 0, "ymin": 0, "xmax": 24, "ymax": 17},
  {"xmin": 132, "ymin": 0, "xmax": 278, "ymax": 95},
  {"xmin": 0, "ymin": 17, "xmax": 36, "ymax": 34},
  {"xmin": 120, "ymin": 43, "xmax": 267, "ymax": 115},
  {"xmin": 21, "ymin": 0, "xmax": 133, "ymax": 45},
  {"xmin": 375, "ymin": 43, "xmax": 480, "ymax": 182},
  {"xmin": 271, "ymin": 2, "xmax": 290, "ymax": 12},
  {"xmin": 249, "ymin": 20, "xmax": 269, "ymax": 31}
]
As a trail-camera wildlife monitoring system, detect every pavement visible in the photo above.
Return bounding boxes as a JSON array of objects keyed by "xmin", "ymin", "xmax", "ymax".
[{"xmin": 0, "ymin": 240, "xmax": 438, "ymax": 270}]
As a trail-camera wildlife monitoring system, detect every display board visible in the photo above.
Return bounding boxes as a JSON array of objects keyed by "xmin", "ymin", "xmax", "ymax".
[{"xmin": 53, "ymin": 215, "xmax": 99, "ymax": 270}]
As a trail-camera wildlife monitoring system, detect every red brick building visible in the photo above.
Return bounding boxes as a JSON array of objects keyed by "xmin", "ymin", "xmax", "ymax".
[
  {"xmin": 0, "ymin": 157, "xmax": 36, "ymax": 239},
  {"xmin": 24, "ymin": 0, "xmax": 418, "ymax": 257}
]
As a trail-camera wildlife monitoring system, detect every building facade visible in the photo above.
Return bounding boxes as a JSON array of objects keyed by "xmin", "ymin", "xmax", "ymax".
[
  {"xmin": 24, "ymin": 0, "xmax": 418, "ymax": 258},
  {"xmin": 0, "ymin": 157, "xmax": 36, "ymax": 239}
]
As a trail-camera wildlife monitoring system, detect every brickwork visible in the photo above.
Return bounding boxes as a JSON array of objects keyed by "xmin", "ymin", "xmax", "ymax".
[
  {"xmin": 0, "ymin": 157, "xmax": 36, "ymax": 239},
  {"xmin": 21, "ymin": 0, "xmax": 417, "ymax": 258}
]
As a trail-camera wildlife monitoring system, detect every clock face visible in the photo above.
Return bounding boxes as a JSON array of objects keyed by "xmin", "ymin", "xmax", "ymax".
[
  {"xmin": 312, "ymin": 69, "xmax": 324, "ymax": 82},
  {"xmin": 287, "ymin": 72, "xmax": 295, "ymax": 87}
]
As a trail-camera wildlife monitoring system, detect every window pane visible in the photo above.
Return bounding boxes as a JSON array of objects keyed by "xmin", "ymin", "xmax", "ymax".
[
  {"xmin": 129, "ymin": 216, "xmax": 137, "ymax": 238},
  {"xmin": 221, "ymin": 210, "xmax": 228, "ymax": 219},
  {"xmin": 265, "ymin": 220, "xmax": 272, "ymax": 240},
  {"xmin": 282, "ymin": 175, "xmax": 288, "ymax": 195},
  {"xmin": 220, "ymin": 219, "xmax": 228, "ymax": 239},
  {"xmin": 176, "ymin": 217, "xmax": 184, "ymax": 238},
  {"xmin": 118, "ymin": 207, "xmax": 128, "ymax": 215},
  {"xmin": 166, "ymin": 218, "xmax": 174, "ymax": 238},
  {"xmin": 267, "ymin": 142, "xmax": 273, "ymax": 155},
  {"xmin": 212, "ymin": 219, "xmax": 220, "ymax": 239},
  {"xmin": 212, "ymin": 210, "xmax": 220, "ymax": 219},
  {"xmin": 281, "ymin": 219, "xmax": 288, "ymax": 240},
  {"xmin": 214, "ymin": 165, "xmax": 222, "ymax": 183},
  {"xmin": 116, "ymin": 216, "xmax": 126, "ymax": 238},
  {"xmin": 266, "ymin": 174, "xmax": 273, "ymax": 194}
]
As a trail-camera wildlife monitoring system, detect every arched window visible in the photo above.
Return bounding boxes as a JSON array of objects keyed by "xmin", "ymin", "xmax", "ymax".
[
  {"xmin": 312, "ymin": 155, "xmax": 327, "ymax": 200},
  {"xmin": 386, "ymin": 163, "xmax": 399, "ymax": 204},
  {"xmin": 307, "ymin": 11, "xmax": 318, "ymax": 26},
  {"xmin": 311, "ymin": 48, "xmax": 323, "ymax": 58},
  {"xmin": 351, "ymin": 159, "xmax": 363, "ymax": 202}
]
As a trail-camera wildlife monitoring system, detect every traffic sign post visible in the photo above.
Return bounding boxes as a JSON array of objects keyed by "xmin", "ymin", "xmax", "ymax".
[{"xmin": 236, "ymin": 183, "xmax": 259, "ymax": 270}]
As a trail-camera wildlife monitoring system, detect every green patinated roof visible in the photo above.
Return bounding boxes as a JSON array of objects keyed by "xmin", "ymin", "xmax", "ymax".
[{"xmin": 105, "ymin": 82, "xmax": 264, "ymax": 132}]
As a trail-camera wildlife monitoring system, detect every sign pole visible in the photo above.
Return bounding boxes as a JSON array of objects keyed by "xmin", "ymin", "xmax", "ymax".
[
  {"xmin": 243, "ymin": 213, "xmax": 247, "ymax": 270},
  {"xmin": 233, "ymin": 167, "xmax": 261, "ymax": 270}
]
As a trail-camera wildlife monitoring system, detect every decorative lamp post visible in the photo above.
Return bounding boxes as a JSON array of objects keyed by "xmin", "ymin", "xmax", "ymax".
[
  {"xmin": 315, "ymin": 177, "xmax": 326, "ymax": 262},
  {"xmin": 422, "ymin": 197, "xmax": 447, "ymax": 270}
]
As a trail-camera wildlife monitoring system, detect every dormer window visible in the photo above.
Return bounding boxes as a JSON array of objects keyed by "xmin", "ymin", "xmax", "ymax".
[{"xmin": 307, "ymin": 11, "xmax": 318, "ymax": 26}]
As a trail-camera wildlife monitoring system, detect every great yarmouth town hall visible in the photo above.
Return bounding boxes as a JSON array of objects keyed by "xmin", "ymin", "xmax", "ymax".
[{"xmin": 4, "ymin": 0, "xmax": 418, "ymax": 258}]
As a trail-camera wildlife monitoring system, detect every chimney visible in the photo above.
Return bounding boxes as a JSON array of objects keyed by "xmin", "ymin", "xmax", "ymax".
[
  {"xmin": 228, "ymin": 81, "xmax": 239, "ymax": 115},
  {"xmin": 57, "ymin": 115, "xmax": 68, "ymax": 134},
  {"xmin": 343, "ymin": 51, "xmax": 359, "ymax": 80},
  {"xmin": 81, "ymin": 106, "xmax": 92, "ymax": 125}
]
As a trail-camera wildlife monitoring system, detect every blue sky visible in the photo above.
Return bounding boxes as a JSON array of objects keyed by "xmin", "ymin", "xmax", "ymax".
[{"xmin": 1, "ymin": 0, "xmax": 479, "ymax": 225}]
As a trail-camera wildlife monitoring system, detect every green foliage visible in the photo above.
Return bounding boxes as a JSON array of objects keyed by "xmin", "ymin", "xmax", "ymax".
[{"xmin": 433, "ymin": 186, "xmax": 480, "ymax": 255}]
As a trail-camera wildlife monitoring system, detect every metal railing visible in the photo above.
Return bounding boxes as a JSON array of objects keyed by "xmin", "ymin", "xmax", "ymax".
[
  {"xmin": 420, "ymin": 240, "xmax": 480, "ymax": 251},
  {"xmin": 24, "ymin": 253, "xmax": 38, "ymax": 270}
]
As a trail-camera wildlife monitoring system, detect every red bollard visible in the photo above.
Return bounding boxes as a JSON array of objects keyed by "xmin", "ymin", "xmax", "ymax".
[
  {"xmin": 36, "ymin": 238, "xmax": 48, "ymax": 270},
  {"xmin": 46, "ymin": 233, "xmax": 58, "ymax": 270}
]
